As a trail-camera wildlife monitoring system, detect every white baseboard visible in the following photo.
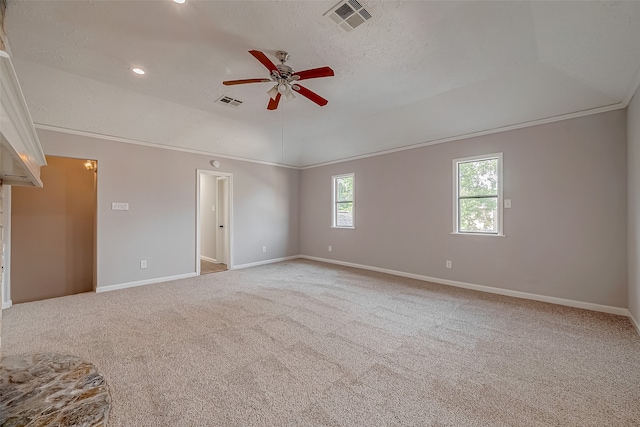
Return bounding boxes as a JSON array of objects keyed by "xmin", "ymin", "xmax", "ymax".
[
  {"xmin": 233, "ymin": 255, "xmax": 301, "ymax": 270},
  {"xmin": 629, "ymin": 312, "xmax": 640, "ymax": 337},
  {"xmin": 96, "ymin": 272, "xmax": 198, "ymax": 293},
  {"xmin": 2, "ymin": 299, "xmax": 12, "ymax": 310},
  {"xmin": 200, "ymin": 256, "xmax": 218, "ymax": 263},
  {"xmin": 299, "ymin": 255, "xmax": 629, "ymax": 316}
]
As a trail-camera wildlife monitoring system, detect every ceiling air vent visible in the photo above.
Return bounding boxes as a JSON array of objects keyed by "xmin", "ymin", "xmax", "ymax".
[
  {"xmin": 324, "ymin": 0, "xmax": 372, "ymax": 32},
  {"xmin": 216, "ymin": 95, "xmax": 243, "ymax": 107}
]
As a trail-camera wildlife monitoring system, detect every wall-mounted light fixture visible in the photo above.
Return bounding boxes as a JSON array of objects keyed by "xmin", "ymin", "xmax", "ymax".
[
  {"xmin": 84, "ymin": 160, "xmax": 97, "ymax": 171},
  {"xmin": 210, "ymin": 160, "xmax": 220, "ymax": 168}
]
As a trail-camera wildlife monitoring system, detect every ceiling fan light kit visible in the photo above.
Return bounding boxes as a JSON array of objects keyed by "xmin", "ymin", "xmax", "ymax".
[
  {"xmin": 222, "ymin": 50, "xmax": 334, "ymax": 110},
  {"xmin": 267, "ymin": 85, "xmax": 279, "ymax": 100},
  {"xmin": 284, "ymin": 89, "xmax": 295, "ymax": 101}
]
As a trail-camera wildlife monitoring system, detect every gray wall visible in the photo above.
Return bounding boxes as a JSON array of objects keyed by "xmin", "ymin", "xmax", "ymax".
[
  {"xmin": 629, "ymin": 88, "xmax": 640, "ymax": 324},
  {"xmin": 37, "ymin": 128, "xmax": 299, "ymax": 289},
  {"xmin": 199, "ymin": 174, "xmax": 217, "ymax": 261},
  {"xmin": 300, "ymin": 110, "xmax": 628, "ymax": 308}
]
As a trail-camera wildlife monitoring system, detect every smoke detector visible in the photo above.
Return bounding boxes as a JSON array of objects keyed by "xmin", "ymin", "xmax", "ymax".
[{"xmin": 324, "ymin": 0, "xmax": 372, "ymax": 32}]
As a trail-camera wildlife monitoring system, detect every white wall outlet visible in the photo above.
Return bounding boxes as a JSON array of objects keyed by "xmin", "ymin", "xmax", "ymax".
[
  {"xmin": 140, "ymin": 260, "xmax": 147, "ymax": 269},
  {"xmin": 328, "ymin": 245, "xmax": 332, "ymax": 252},
  {"xmin": 504, "ymin": 199, "xmax": 512, "ymax": 208},
  {"xmin": 211, "ymin": 205, "xmax": 215, "ymax": 211},
  {"xmin": 112, "ymin": 202, "xmax": 129, "ymax": 211},
  {"xmin": 262, "ymin": 246, "xmax": 267, "ymax": 253},
  {"xmin": 446, "ymin": 260, "xmax": 452, "ymax": 269}
]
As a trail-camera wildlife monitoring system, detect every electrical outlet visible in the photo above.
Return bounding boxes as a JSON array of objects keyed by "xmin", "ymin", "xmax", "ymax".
[
  {"xmin": 140, "ymin": 260, "xmax": 147, "ymax": 269},
  {"xmin": 446, "ymin": 260, "xmax": 452, "ymax": 269},
  {"xmin": 112, "ymin": 202, "xmax": 129, "ymax": 211},
  {"xmin": 328, "ymin": 245, "xmax": 332, "ymax": 252},
  {"xmin": 262, "ymin": 246, "xmax": 267, "ymax": 253}
]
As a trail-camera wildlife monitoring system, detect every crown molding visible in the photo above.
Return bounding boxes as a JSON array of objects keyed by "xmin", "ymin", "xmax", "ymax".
[
  {"xmin": 300, "ymin": 102, "xmax": 626, "ymax": 169},
  {"xmin": 34, "ymin": 99, "xmax": 629, "ymax": 172},
  {"xmin": 33, "ymin": 123, "xmax": 301, "ymax": 170}
]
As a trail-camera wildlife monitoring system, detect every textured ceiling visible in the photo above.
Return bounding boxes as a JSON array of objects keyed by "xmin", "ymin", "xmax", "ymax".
[{"xmin": 6, "ymin": 1, "xmax": 640, "ymax": 167}]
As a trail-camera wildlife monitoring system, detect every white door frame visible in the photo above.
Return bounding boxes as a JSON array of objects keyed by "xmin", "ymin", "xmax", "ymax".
[{"xmin": 196, "ymin": 169, "xmax": 234, "ymax": 274}]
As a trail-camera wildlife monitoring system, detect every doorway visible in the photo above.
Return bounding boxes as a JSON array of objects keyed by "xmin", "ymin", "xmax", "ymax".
[
  {"xmin": 9, "ymin": 156, "xmax": 97, "ymax": 303},
  {"xmin": 197, "ymin": 170, "xmax": 232, "ymax": 275}
]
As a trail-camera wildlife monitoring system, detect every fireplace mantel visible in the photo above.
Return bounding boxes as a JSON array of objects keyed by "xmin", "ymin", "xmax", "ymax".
[{"xmin": 0, "ymin": 50, "xmax": 46, "ymax": 187}]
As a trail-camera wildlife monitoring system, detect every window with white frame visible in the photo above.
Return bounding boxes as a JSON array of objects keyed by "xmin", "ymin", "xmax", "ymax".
[
  {"xmin": 332, "ymin": 173, "xmax": 355, "ymax": 228},
  {"xmin": 453, "ymin": 153, "xmax": 503, "ymax": 235}
]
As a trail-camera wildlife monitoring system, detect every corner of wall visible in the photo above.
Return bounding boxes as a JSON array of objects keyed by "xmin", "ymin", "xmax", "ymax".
[
  {"xmin": 627, "ymin": 86, "xmax": 640, "ymax": 330},
  {"xmin": 629, "ymin": 311, "xmax": 640, "ymax": 337}
]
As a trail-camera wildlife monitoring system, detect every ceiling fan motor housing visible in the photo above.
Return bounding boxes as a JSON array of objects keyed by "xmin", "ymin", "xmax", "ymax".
[
  {"xmin": 275, "ymin": 50, "xmax": 290, "ymax": 63},
  {"xmin": 275, "ymin": 64, "xmax": 294, "ymax": 79}
]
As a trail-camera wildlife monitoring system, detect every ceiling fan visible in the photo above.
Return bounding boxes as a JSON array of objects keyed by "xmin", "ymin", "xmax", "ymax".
[{"xmin": 223, "ymin": 50, "xmax": 334, "ymax": 110}]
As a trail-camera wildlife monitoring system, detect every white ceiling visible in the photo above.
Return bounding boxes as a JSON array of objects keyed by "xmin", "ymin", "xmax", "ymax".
[{"xmin": 6, "ymin": 1, "xmax": 640, "ymax": 167}]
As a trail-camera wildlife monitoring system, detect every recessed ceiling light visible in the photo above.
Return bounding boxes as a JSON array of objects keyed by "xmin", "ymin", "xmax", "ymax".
[
  {"xmin": 173, "ymin": 0, "xmax": 185, "ymax": 4},
  {"xmin": 132, "ymin": 68, "xmax": 145, "ymax": 75}
]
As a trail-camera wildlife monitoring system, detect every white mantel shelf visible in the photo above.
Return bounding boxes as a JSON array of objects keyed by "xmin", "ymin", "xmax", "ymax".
[{"xmin": 0, "ymin": 50, "xmax": 46, "ymax": 187}]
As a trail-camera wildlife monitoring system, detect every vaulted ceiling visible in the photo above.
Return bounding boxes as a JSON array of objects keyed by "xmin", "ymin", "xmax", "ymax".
[{"xmin": 6, "ymin": 1, "xmax": 640, "ymax": 167}]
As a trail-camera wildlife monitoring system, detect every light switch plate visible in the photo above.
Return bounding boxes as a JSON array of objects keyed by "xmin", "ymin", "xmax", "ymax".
[
  {"xmin": 504, "ymin": 199, "xmax": 512, "ymax": 208},
  {"xmin": 112, "ymin": 202, "xmax": 129, "ymax": 211}
]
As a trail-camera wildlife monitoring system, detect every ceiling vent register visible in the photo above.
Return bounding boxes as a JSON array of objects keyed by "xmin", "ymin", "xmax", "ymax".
[
  {"xmin": 324, "ymin": 0, "xmax": 372, "ymax": 32},
  {"xmin": 216, "ymin": 95, "xmax": 243, "ymax": 107}
]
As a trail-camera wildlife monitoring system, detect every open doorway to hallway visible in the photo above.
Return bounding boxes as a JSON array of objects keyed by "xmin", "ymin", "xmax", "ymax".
[
  {"xmin": 9, "ymin": 156, "xmax": 97, "ymax": 304},
  {"xmin": 197, "ymin": 170, "xmax": 232, "ymax": 275}
]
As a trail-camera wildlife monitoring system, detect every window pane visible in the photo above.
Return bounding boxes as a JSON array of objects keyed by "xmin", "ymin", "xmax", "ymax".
[
  {"xmin": 459, "ymin": 159, "xmax": 498, "ymax": 197},
  {"xmin": 336, "ymin": 202, "xmax": 353, "ymax": 227},
  {"xmin": 459, "ymin": 197, "xmax": 497, "ymax": 233},
  {"xmin": 336, "ymin": 176, "xmax": 353, "ymax": 202}
]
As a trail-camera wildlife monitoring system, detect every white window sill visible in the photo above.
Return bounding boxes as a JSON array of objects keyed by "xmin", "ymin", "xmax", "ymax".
[
  {"xmin": 450, "ymin": 232, "xmax": 506, "ymax": 237},
  {"xmin": 331, "ymin": 226, "xmax": 355, "ymax": 230}
]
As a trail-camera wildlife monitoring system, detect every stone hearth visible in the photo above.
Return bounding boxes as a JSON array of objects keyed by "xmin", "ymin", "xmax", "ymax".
[{"xmin": 0, "ymin": 353, "xmax": 110, "ymax": 426}]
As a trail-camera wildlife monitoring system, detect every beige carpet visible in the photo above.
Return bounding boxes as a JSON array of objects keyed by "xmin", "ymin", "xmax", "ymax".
[{"xmin": 2, "ymin": 260, "xmax": 639, "ymax": 426}]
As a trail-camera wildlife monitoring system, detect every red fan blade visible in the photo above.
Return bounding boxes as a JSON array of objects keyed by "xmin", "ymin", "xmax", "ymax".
[
  {"xmin": 223, "ymin": 78, "xmax": 271, "ymax": 86},
  {"xmin": 293, "ymin": 66, "xmax": 334, "ymax": 81},
  {"xmin": 291, "ymin": 84, "xmax": 328, "ymax": 106},
  {"xmin": 267, "ymin": 92, "xmax": 281, "ymax": 110},
  {"xmin": 249, "ymin": 50, "xmax": 278, "ymax": 74}
]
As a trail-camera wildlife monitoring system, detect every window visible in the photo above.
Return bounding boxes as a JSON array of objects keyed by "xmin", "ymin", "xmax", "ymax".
[
  {"xmin": 453, "ymin": 153, "xmax": 503, "ymax": 235},
  {"xmin": 332, "ymin": 173, "xmax": 355, "ymax": 228}
]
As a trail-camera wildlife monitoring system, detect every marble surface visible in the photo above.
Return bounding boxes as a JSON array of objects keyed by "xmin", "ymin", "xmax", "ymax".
[{"xmin": 0, "ymin": 353, "xmax": 110, "ymax": 426}]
